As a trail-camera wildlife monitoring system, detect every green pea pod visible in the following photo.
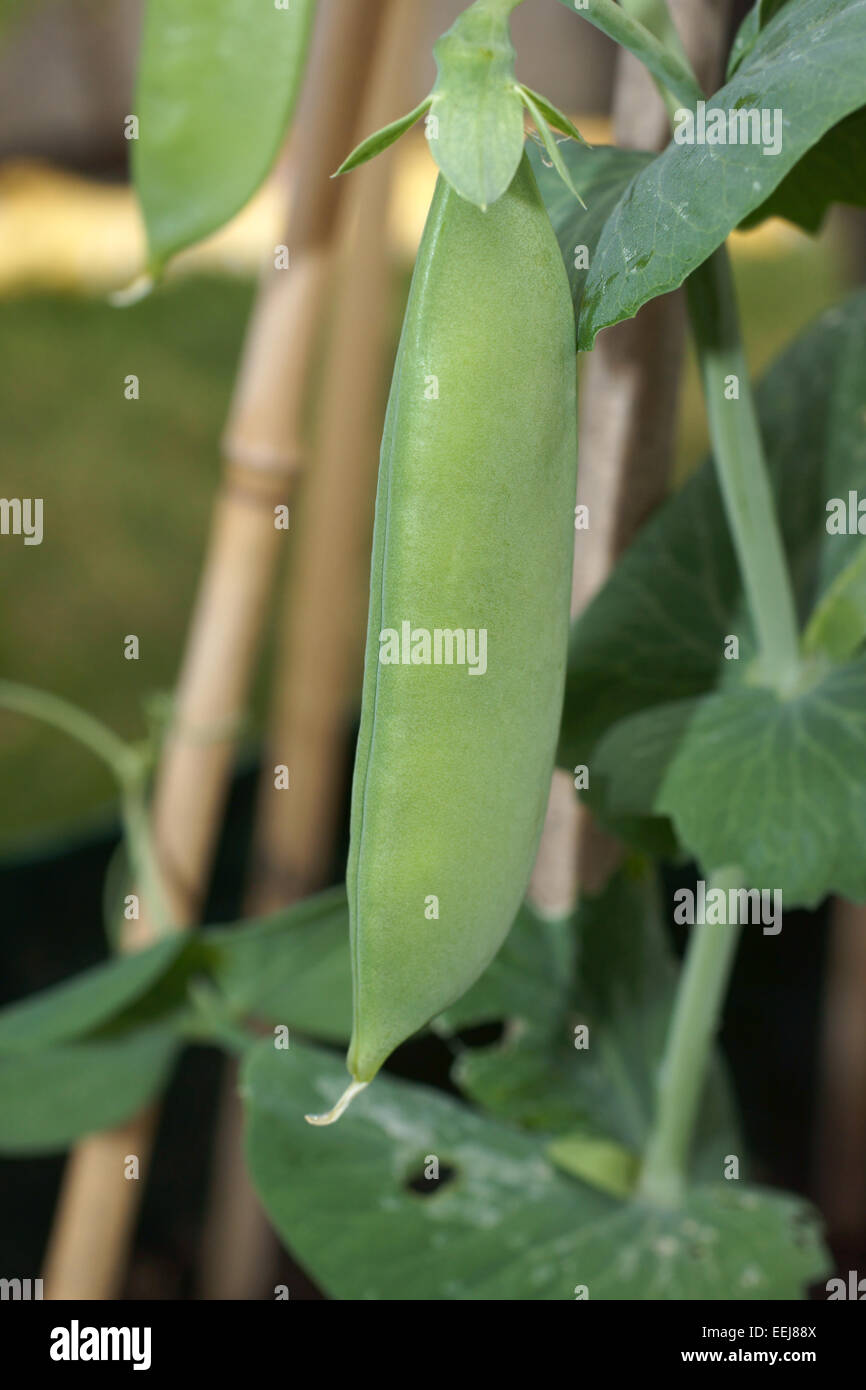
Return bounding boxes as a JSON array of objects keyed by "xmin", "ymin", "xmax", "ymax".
[{"xmin": 307, "ymin": 152, "xmax": 577, "ymax": 1125}]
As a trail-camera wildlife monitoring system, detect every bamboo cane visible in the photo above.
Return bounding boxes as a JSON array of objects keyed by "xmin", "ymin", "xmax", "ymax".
[
  {"xmin": 42, "ymin": 0, "xmax": 389, "ymax": 1300},
  {"xmin": 529, "ymin": 0, "xmax": 732, "ymax": 913},
  {"xmin": 199, "ymin": 0, "xmax": 418, "ymax": 1300}
]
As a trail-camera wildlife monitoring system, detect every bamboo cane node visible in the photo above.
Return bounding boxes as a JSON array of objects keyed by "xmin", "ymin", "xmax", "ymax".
[
  {"xmin": 222, "ymin": 440, "xmax": 307, "ymax": 483},
  {"xmin": 221, "ymin": 471, "xmax": 294, "ymax": 515}
]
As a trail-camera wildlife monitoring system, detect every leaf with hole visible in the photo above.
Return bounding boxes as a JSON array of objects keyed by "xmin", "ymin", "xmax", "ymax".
[{"xmin": 242, "ymin": 1038, "xmax": 826, "ymax": 1299}]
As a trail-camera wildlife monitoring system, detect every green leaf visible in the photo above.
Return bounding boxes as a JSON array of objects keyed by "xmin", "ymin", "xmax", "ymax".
[
  {"xmin": 576, "ymin": 859, "xmax": 675, "ymax": 1009},
  {"xmin": 519, "ymin": 89, "xmax": 586, "ymax": 207},
  {"xmin": 88, "ymin": 885, "xmax": 569, "ymax": 1052},
  {"xmin": 202, "ymin": 886, "xmax": 352, "ymax": 1042},
  {"xmin": 803, "ymin": 541, "xmax": 866, "ymax": 662},
  {"xmin": 575, "ymin": 0, "xmax": 866, "ymax": 349},
  {"xmin": 428, "ymin": 1, "xmax": 526, "ymax": 208},
  {"xmin": 518, "ymin": 84, "xmax": 587, "ymax": 146},
  {"xmin": 547, "ymin": 1132, "xmax": 639, "ymax": 1198},
  {"xmin": 761, "ymin": 0, "xmax": 794, "ymax": 23},
  {"xmin": 586, "ymin": 699, "xmax": 699, "ymax": 848},
  {"xmin": 434, "ymin": 901, "xmax": 573, "ymax": 1032},
  {"xmin": 334, "ymin": 97, "xmax": 433, "ymax": 178},
  {"xmin": 590, "ymin": 666, "xmax": 866, "ymax": 905},
  {"xmin": 13, "ymin": 884, "xmax": 576, "ymax": 1061},
  {"xmin": 203, "ymin": 889, "xmax": 577, "ymax": 1046},
  {"xmin": 556, "ymin": 1182, "xmax": 828, "ymax": 1300},
  {"xmin": 656, "ymin": 662, "xmax": 866, "ymax": 907},
  {"xmin": 243, "ymin": 1038, "xmax": 827, "ymax": 1299},
  {"xmin": 528, "ymin": 141, "xmax": 653, "ymax": 337},
  {"xmin": 728, "ymin": 1, "xmax": 795, "ymax": 78},
  {"xmin": 745, "ymin": 106, "xmax": 866, "ymax": 232},
  {"xmin": 0, "ymin": 889, "xmax": 348, "ymax": 1059},
  {"xmin": 244, "ymin": 1037, "xmax": 609, "ymax": 1300},
  {"xmin": 727, "ymin": 3, "xmax": 761, "ymax": 77},
  {"xmin": 558, "ymin": 290, "xmax": 866, "ymax": 872},
  {"xmin": 132, "ymin": 0, "xmax": 316, "ymax": 273},
  {"xmin": 0, "ymin": 933, "xmax": 184, "ymax": 1054},
  {"xmin": 454, "ymin": 1024, "xmax": 588, "ymax": 1131},
  {"xmin": 0, "ymin": 1028, "xmax": 177, "ymax": 1154},
  {"xmin": 727, "ymin": 6, "xmax": 865, "ymax": 230}
]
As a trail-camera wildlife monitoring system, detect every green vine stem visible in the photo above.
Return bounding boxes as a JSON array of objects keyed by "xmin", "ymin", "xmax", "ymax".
[
  {"xmin": 0, "ymin": 679, "xmax": 172, "ymax": 939},
  {"xmin": 638, "ymin": 866, "xmax": 744, "ymax": 1207},
  {"xmin": 617, "ymin": 0, "xmax": 698, "ymax": 121},
  {"xmin": 687, "ymin": 247, "xmax": 802, "ymax": 693},
  {"xmin": 117, "ymin": 782, "xmax": 172, "ymax": 942},
  {"xmin": 0, "ymin": 679, "xmax": 134, "ymax": 776},
  {"xmin": 566, "ymin": 0, "xmax": 702, "ymax": 109},
  {"xmin": 622, "ymin": 0, "xmax": 692, "ymax": 70}
]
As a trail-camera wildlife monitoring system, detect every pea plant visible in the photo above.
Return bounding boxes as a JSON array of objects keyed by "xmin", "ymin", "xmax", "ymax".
[{"xmin": 2, "ymin": 0, "xmax": 865, "ymax": 1301}]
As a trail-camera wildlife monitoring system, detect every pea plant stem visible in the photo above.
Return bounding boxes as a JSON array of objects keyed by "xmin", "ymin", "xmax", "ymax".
[
  {"xmin": 687, "ymin": 247, "xmax": 802, "ymax": 692},
  {"xmin": 0, "ymin": 679, "xmax": 133, "ymax": 781},
  {"xmin": 570, "ymin": 0, "xmax": 703, "ymax": 109},
  {"xmin": 638, "ymin": 867, "xmax": 743, "ymax": 1206},
  {"xmin": 616, "ymin": 0, "xmax": 699, "ymax": 121},
  {"xmin": 622, "ymin": 0, "xmax": 693, "ymax": 71},
  {"xmin": 0, "ymin": 680, "xmax": 172, "ymax": 939},
  {"xmin": 119, "ymin": 784, "xmax": 172, "ymax": 942}
]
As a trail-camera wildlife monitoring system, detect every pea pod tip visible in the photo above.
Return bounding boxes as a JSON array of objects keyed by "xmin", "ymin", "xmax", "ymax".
[
  {"xmin": 109, "ymin": 272, "xmax": 154, "ymax": 308},
  {"xmin": 304, "ymin": 1078, "xmax": 368, "ymax": 1127}
]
